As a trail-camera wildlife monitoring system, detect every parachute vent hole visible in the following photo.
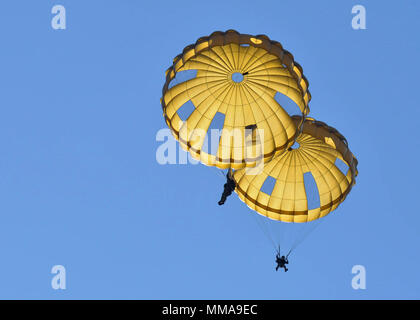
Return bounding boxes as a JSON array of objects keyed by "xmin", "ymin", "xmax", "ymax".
[
  {"xmin": 261, "ymin": 176, "xmax": 276, "ymax": 195},
  {"xmin": 168, "ymin": 69, "xmax": 197, "ymax": 89},
  {"xmin": 232, "ymin": 72, "xmax": 244, "ymax": 83},
  {"xmin": 304, "ymin": 172, "xmax": 320, "ymax": 210},
  {"xmin": 203, "ymin": 112, "xmax": 225, "ymax": 155},
  {"xmin": 288, "ymin": 141, "xmax": 300, "ymax": 151},
  {"xmin": 274, "ymin": 92, "xmax": 301, "ymax": 116},
  {"xmin": 335, "ymin": 157, "xmax": 349, "ymax": 176},
  {"xmin": 240, "ymin": 44, "xmax": 250, "ymax": 47},
  {"xmin": 177, "ymin": 100, "xmax": 195, "ymax": 122}
]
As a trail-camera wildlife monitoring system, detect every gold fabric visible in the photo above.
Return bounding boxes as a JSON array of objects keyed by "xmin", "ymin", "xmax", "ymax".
[
  {"xmin": 233, "ymin": 117, "xmax": 358, "ymax": 222},
  {"xmin": 162, "ymin": 30, "xmax": 311, "ymax": 169}
]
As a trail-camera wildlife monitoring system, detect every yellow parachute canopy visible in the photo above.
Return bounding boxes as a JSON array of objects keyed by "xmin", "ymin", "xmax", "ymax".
[
  {"xmin": 233, "ymin": 116, "xmax": 358, "ymax": 223},
  {"xmin": 161, "ymin": 30, "xmax": 311, "ymax": 169}
]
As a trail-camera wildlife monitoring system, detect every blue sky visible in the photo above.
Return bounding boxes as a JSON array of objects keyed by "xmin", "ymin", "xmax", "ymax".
[{"xmin": 0, "ymin": 0, "xmax": 419, "ymax": 299}]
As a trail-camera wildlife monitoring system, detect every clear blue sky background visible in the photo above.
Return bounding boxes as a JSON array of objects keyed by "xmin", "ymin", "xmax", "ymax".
[{"xmin": 0, "ymin": 0, "xmax": 419, "ymax": 299}]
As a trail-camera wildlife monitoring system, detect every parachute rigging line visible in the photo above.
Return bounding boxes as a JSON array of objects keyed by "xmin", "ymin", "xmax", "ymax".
[
  {"xmin": 251, "ymin": 213, "xmax": 278, "ymax": 252},
  {"xmin": 290, "ymin": 218, "xmax": 324, "ymax": 252}
]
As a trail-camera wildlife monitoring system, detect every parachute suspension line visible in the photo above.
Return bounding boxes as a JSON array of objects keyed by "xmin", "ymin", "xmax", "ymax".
[
  {"xmin": 289, "ymin": 218, "xmax": 324, "ymax": 253},
  {"xmin": 213, "ymin": 167, "xmax": 227, "ymax": 180},
  {"xmin": 251, "ymin": 213, "xmax": 278, "ymax": 252}
]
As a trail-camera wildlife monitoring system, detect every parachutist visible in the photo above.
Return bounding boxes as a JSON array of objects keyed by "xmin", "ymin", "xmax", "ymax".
[
  {"xmin": 160, "ymin": 31, "xmax": 358, "ymax": 259},
  {"xmin": 275, "ymin": 253, "xmax": 289, "ymax": 272},
  {"xmin": 218, "ymin": 171, "xmax": 236, "ymax": 205}
]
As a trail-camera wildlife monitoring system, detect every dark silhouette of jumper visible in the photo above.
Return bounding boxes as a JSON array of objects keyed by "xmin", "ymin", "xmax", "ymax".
[
  {"xmin": 218, "ymin": 172, "xmax": 236, "ymax": 205},
  {"xmin": 275, "ymin": 253, "xmax": 289, "ymax": 272}
]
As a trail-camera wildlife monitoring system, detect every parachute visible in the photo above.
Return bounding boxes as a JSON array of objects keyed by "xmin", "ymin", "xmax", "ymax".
[
  {"xmin": 161, "ymin": 30, "xmax": 311, "ymax": 169},
  {"xmin": 233, "ymin": 116, "xmax": 358, "ymax": 223},
  {"xmin": 161, "ymin": 30, "xmax": 358, "ymax": 263}
]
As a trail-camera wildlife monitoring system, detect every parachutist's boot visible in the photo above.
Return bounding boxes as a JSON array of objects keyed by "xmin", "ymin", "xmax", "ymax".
[{"xmin": 218, "ymin": 192, "xmax": 227, "ymax": 205}]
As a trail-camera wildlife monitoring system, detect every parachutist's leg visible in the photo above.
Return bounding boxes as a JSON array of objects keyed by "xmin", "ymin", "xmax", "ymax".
[
  {"xmin": 276, "ymin": 265, "xmax": 279, "ymax": 271},
  {"xmin": 219, "ymin": 186, "xmax": 232, "ymax": 205},
  {"xmin": 218, "ymin": 194, "xmax": 227, "ymax": 205}
]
